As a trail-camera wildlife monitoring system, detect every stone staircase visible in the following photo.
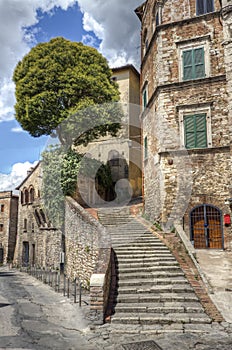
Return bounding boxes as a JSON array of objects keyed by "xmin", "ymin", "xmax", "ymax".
[{"xmin": 98, "ymin": 206, "xmax": 212, "ymax": 327}]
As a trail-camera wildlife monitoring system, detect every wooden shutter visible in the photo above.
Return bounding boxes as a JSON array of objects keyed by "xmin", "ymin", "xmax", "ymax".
[
  {"xmin": 144, "ymin": 136, "xmax": 148, "ymax": 159},
  {"xmin": 194, "ymin": 47, "xmax": 205, "ymax": 79},
  {"xmin": 184, "ymin": 115, "xmax": 195, "ymax": 148},
  {"xmin": 184, "ymin": 114, "xmax": 207, "ymax": 149},
  {"xmin": 195, "ymin": 114, "xmax": 207, "ymax": 148},
  {"xmin": 183, "ymin": 50, "xmax": 193, "ymax": 81}
]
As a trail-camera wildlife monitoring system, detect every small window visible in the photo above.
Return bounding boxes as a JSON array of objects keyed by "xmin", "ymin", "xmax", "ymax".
[
  {"xmin": 184, "ymin": 114, "xmax": 207, "ymax": 149},
  {"xmin": 31, "ymin": 222, "xmax": 34, "ymax": 233},
  {"xmin": 142, "ymin": 87, "xmax": 148, "ymax": 110},
  {"xmin": 0, "ymin": 205, "xmax": 4, "ymax": 213},
  {"xmin": 23, "ymin": 218, "xmax": 27, "ymax": 232},
  {"xmin": 144, "ymin": 136, "xmax": 148, "ymax": 160},
  {"xmin": 0, "ymin": 224, "xmax": 3, "ymax": 232},
  {"xmin": 29, "ymin": 187, "xmax": 35, "ymax": 203},
  {"xmin": 196, "ymin": 0, "xmax": 214, "ymax": 16},
  {"xmin": 183, "ymin": 47, "xmax": 205, "ymax": 81},
  {"xmin": 24, "ymin": 189, "xmax": 29, "ymax": 204}
]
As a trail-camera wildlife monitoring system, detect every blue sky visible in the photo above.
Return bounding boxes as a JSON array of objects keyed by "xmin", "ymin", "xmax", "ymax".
[{"xmin": 0, "ymin": 0, "xmax": 141, "ymax": 190}]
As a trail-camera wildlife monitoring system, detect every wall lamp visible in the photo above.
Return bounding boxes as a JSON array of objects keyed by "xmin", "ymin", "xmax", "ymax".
[{"xmin": 224, "ymin": 198, "xmax": 232, "ymax": 205}]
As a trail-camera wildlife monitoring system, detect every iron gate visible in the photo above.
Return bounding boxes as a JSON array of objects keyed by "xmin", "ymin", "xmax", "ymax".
[{"xmin": 190, "ymin": 204, "xmax": 224, "ymax": 249}]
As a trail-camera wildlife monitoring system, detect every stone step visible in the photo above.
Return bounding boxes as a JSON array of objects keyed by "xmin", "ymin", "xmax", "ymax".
[
  {"xmin": 117, "ymin": 285, "xmax": 193, "ymax": 295},
  {"xmin": 116, "ymin": 293, "xmax": 199, "ymax": 304},
  {"xmin": 117, "ymin": 261, "xmax": 178, "ymax": 269},
  {"xmin": 118, "ymin": 266, "xmax": 181, "ymax": 274},
  {"xmin": 118, "ymin": 278, "xmax": 188, "ymax": 287},
  {"xmin": 118, "ymin": 254, "xmax": 176, "ymax": 264},
  {"xmin": 115, "ymin": 245, "xmax": 170, "ymax": 256},
  {"xmin": 117, "ymin": 284, "xmax": 194, "ymax": 294},
  {"xmin": 111, "ymin": 313, "xmax": 211, "ymax": 325},
  {"xmin": 118, "ymin": 271, "xmax": 185, "ymax": 280},
  {"xmin": 114, "ymin": 304, "xmax": 204, "ymax": 314}
]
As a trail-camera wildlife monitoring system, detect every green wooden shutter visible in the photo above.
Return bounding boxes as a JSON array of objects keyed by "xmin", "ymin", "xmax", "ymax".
[
  {"xmin": 183, "ymin": 50, "xmax": 193, "ymax": 81},
  {"xmin": 144, "ymin": 136, "xmax": 148, "ymax": 159},
  {"xmin": 184, "ymin": 115, "xmax": 195, "ymax": 148},
  {"xmin": 184, "ymin": 114, "xmax": 207, "ymax": 149},
  {"xmin": 194, "ymin": 47, "xmax": 205, "ymax": 79},
  {"xmin": 195, "ymin": 114, "xmax": 207, "ymax": 148}
]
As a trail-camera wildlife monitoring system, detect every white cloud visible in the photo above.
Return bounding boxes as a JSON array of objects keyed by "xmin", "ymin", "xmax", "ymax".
[
  {"xmin": 78, "ymin": 0, "xmax": 142, "ymax": 68},
  {"xmin": 0, "ymin": 0, "xmax": 79, "ymax": 123},
  {"xmin": 0, "ymin": 161, "xmax": 38, "ymax": 191},
  {"xmin": 0, "ymin": 0, "xmax": 142, "ymax": 123},
  {"xmin": 11, "ymin": 126, "xmax": 26, "ymax": 133}
]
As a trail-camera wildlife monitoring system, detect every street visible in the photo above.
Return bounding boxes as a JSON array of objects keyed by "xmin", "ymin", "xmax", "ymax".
[{"xmin": 0, "ymin": 266, "xmax": 94, "ymax": 350}]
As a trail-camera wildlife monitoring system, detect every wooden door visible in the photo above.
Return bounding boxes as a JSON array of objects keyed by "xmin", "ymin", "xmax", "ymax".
[{"xmin": 190, "ymin": 205, "xmax": 223, "ymax": 249}]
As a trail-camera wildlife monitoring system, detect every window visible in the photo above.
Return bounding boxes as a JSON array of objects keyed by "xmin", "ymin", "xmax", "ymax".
[
  {"xmin": 184, "ymin": 114, "xmax": 207, "ymax": 149},
  {"xmin": 23, "ymin": 218, "xmax": 27, "ymax": 232},
  {"xmin": 24, "ymin": 189, "xmax": 29, "ymax": 204},
  {"xmin": 179, "ymin": 105, "xmax": 212, "ymax": 149},
  {"xmin": 29, "ymin": 187, "xmax": 35, "ymax": 203},
  {"xmin": 196, "ymin": 0, "xmax": 214, "ymax": 16},
  {"xmin": 0, "ymin": 224, "xmax": 3, "ymax": 232},
  {"xmin": 0, "ymin": 205, "xmax": 4, "ymax": 213},
  {"xmin": 183, "ymin": 47, "xmax": 205, "ymax": 81},
  {"xmin": 142, "ymin": 86, "xmax": 148, "ymax": 110},
  {"xmin": 144, "ymin": 136, "xmax": 148, "ymax": 160}
]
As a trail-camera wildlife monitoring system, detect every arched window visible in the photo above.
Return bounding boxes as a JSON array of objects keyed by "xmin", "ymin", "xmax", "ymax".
[
  {"xmin": 21, "ymin": 191, "xmax": 24, "ymax": 205},
  {"xmin": 24, "ymin": 189, "xmax": 29, "ymax": 204},
  {"xmin": 29, "ymin": 186, "xmax": 35, "ymax": 203}
]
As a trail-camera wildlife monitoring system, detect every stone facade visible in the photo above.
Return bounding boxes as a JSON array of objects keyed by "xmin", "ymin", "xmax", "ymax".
[
  {"xmin": 136, "ymin": 0, "xmax": 232, "ymax": 248},
  {"xmin": 0, "ymin": 191, "xmax": 18, "ymax": 264},
  {"xmin": 75, "ymin": 65, "xmax": 142, "ymax": 206},
  {"xmin": 64, "ymin": 196, "xmax": 111, "ymax": 288},
  {"xmin": 13, "ymin": 162, "xmax": 62, "ymax": 268}
]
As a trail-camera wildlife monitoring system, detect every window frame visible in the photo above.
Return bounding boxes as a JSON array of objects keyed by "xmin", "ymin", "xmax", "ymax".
[
  {"xmin": 179, "ymin": 105, "xmax": 212, "ymax": 149},
  {"xmin": 178, "ymin": 38, "xmax": 210, "ymax": 82}
]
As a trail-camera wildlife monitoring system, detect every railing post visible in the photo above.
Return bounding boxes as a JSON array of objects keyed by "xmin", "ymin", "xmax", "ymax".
[
  {"xmin": 79, "ymin": 281, "xmax": 82, "ymax": 307},
  {"xmin": 74, "ymin": 278, "xmax": 77, "ymax": 303},
  {"xmin": 63, "ymin": 274, "xmax": 66, "ymax": 296}
]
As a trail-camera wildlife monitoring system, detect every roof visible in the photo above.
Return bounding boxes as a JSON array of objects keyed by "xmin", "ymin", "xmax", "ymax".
[
  {"xmin": 111, "ymin": 64, "xmax": 140, "ymax": 77},
  {"xmin": 15, "ymin": 161, "xmax": 41, "ymax": 190}
]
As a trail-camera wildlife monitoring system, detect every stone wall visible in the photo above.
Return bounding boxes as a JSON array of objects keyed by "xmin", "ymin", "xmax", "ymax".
[
  {"xmin": 65, "ymin": 196, "xmax": 111, "ymax": 287},
  {"xmin": 65, "ymin": 196, "xmax": 112, "ymax": 324},
  {"xmin": 14, "ymin": 163, "xmax": 62, "ymax": 269},
  {"xmin": 138, "ymin": 0, "xmax": 232, "ymax": 246},
  {"xmin": 0, "ymin": 191, "xmax": 18, "ymax": 264}
]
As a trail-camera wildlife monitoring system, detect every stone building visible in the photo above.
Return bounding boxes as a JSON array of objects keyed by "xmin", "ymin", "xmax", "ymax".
[
  {"xmin": 74, "ymin": 65, "xmax": 142, "ymax": 206},
  {"xmin": 135, "ymin": 0, "xmax": 232, "ymax": 249},
  {"xmin": 13, "ymin": 162, "xmax": 62, "ymax": 268},
  {"xmin": 0, "ymin": 191, "xmax": 18, "ymax": 264}
]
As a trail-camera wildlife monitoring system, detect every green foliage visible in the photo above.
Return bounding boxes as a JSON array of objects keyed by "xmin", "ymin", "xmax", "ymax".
[
  {"xmin": 41, "ymin": 146, "xmax": 65, "ymax": 228},
  {"xmin": 13, "ymin": 37, "xmax": 121, "ymax": 143},
  {"xmin": 41, "ymin": 146, "xmax": 113, "ymax": 227}
]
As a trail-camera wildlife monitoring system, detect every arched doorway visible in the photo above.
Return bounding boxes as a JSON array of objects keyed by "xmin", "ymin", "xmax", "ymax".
[{"xmin": 190, "ymin": 205, "xmax": 224, "ymax": 249}]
